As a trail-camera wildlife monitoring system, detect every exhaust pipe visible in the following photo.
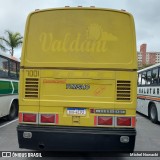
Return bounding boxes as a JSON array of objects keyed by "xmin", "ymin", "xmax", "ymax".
[{"xmin": 39, "ymin": 144, "xmax": 45, "ymax": 150}]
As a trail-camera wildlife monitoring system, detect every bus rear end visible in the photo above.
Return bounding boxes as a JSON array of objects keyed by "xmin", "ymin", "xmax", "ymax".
[{"xmin": 17, "ymin": 8, "xmax": 137, "ymax": 151}]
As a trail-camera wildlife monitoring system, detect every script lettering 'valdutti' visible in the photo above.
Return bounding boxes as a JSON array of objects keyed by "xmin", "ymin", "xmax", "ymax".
[{"xmin": 39, "ymin": 24, "xmax": 118, "ymax": 53}]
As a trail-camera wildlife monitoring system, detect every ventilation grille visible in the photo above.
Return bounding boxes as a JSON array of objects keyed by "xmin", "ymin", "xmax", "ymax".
[
  {"xmin": 116, "ymin": 80, "xmax": 131, "ymax": 101},
  {"xmin": 25, "ymin": 78, "xmax": 39, "ymax": 98}
]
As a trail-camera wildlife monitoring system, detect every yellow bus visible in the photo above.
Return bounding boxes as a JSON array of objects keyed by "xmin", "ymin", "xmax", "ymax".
[{"xmin": 17, "ymin": 7, "xmax": 137, "ymax": 151}]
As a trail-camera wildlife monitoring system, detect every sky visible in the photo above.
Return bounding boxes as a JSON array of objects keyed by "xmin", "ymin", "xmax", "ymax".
[{"xmin": 0, "ymin": 0, "xmax": 160, "ymax": 58}]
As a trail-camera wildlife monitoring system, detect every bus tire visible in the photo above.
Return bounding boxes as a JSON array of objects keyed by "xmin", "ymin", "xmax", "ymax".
[
  {"xmin": 7, "ymin": 101, "xmax": 18, "ymax": 121},
  {"xmin": 149, "ymin": 103, "xmax": 158, "ymax": 124}
]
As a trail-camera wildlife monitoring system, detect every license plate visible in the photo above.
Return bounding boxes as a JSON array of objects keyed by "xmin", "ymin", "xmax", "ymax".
[{"xmin": 67, "ymin": 108, "xmax": 86, "ymax": 116}]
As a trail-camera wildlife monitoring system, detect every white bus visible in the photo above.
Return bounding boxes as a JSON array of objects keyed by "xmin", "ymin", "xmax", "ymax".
[
  {"xmin": 0, "ymin": 52, "xmax": 20, "ymax": 120},
  {"xmin": 137, "ymin": 63, "xmax": 160, "ymax": 123}
]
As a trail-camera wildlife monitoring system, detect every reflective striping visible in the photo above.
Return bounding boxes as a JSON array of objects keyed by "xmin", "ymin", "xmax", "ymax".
[
  {"xmin": 137, "ymin": 95, "xmax": 160, "ymax": 102},
  {"xmin": 0, "ymin": 118, "xmax": 18, "ymax": 129}
]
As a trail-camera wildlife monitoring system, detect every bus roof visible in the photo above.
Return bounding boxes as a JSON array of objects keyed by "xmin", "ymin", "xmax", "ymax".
[
  {"xmin": 138, "ymin": 63, "xmax": 160, "ymax": 73},
  {"xmin": 32, "ymin": 7, "xmax": 132, "ymax": 16}
]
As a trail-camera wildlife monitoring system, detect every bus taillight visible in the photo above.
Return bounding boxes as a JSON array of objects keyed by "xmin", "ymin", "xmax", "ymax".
[
  {"xmin": 40, "ymin": 114, "xmax": 55, "ymax": 123},
  {"xmin": 98, "ymin": 116, "xmax": 113, "ymax": 125},
  {"xmin": 117, "ymin": 117, "xmax": 131, "ymax": 126},
  {"xmin": 23, "ymin": 113, "xmax": 37, "ymax": 123}
]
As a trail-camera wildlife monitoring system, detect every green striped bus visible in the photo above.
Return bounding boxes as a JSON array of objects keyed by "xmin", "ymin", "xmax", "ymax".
[{"xmin": 0, "ymin": 52, "xmax": 20, "ymax": 120}]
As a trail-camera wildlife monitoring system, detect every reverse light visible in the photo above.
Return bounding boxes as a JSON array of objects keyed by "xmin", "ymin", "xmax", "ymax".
[
  {"xmin": 23, "ymin": 113, "xmax": 37, "ymax": 123},
  {"xmin": 98, "ymin": 116, "xmax": 112, "ymax": 125},
  {"xmin": 117, "ymin": 117, "xmax": 131, "ymax": 126},
  {"xmin": 41, "ymin": 114, "xmax": 55, "ymax": 123}
]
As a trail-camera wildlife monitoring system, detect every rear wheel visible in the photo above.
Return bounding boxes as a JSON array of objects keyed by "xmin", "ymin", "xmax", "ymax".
[
  {"xmin": 7, "ymin": 101, "xmax": 18, "ymax": 121},
  {"xmin": 149, "ymin": 103, "xmax": 158, "ymax": 123}
]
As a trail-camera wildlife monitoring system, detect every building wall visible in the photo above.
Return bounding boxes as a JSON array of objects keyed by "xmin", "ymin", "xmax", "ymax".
[
  {"xmin": 149, "ymin": 53, "xmax": 156, "ymax": 64},
  {"xmin": 138, "ymin": 44, "xmax": 160, "ymax": 68},
  {"xmin": 140, "ymin": 43, "xmax": 147, "ymax": 65}
]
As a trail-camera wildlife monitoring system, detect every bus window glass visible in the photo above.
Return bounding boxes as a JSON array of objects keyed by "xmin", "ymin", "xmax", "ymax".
[
  {"xmin": 141, "ymin": 72, "xmax": 147, "ymax": 85},
  {"xmin": 0, "ymin": 56, "xmax": 9, "ymax": 78},
  {"xmin": 147, "ymin": 70, "xmax": 151, "ymax": 85},
  {"xmin": 17, "ymin": 62, "xmax": 20, "ymax": 78},
  {"xmin": 152, "ymin": 68, "xmax": 158, "ymax": 84},
  {"xmin": 10, "ymin": 61, "xmax": 17, "ymax": 78},
  {"xmin": 138, "ymin": 73, "xmax": 142, "ymax": 85}
]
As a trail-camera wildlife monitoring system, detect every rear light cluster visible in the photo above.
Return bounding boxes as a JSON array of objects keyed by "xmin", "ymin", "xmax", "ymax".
[
  {"xmin": 19, "ymin": 113, "xmax": 59, "ymax": 124},
  {"xmin": 94, "ymin": 116, "xmax": 135, "ymax": 127}
]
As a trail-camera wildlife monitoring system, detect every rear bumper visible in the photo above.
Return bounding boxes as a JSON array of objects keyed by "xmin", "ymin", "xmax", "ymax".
[{"xmin": 17, "ymin": 125, "xmax": 136, "ymax": 151}]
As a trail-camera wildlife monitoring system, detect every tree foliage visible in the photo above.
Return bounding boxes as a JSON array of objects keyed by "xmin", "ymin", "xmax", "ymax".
[{"xmin": 0, "ymin": 30, "xmax": 23, "ymax": 56}]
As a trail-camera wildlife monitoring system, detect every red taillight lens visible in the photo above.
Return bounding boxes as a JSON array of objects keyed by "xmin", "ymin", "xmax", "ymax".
[
  {"xmin": 117, "ymin": 117, "xmax": 131, "ymax": 126},
  {"xmin": 23, "ymin": 113, "xmax": 37, "ymax": 122},
  {"xmin": 41, "ymin": 114, "xmax": 55, "ymax": 123},
  {"xmin": 98, "ymin": 116, "xmax": 112, "ymax": 125}
]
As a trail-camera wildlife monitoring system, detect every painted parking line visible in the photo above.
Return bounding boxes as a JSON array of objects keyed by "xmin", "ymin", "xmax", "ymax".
[
  {"xmin": 0, "ymin": 118, "xmax": 18, "ymax": 129},
  {"xmin": 136, "ymin": 116, "xmax": 144, "ymax": 119}
]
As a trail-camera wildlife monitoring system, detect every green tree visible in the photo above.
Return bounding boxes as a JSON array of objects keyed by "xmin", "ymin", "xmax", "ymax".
[{"xmin": 0, "ymin": 30, "xmax": 23, "ymax": 56}]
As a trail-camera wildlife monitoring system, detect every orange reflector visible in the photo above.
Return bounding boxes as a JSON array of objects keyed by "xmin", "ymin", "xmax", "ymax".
[
  {"xmin": 55, "ymin": 114, "xmax": 59, "ymax": 124},
  {"xmin": 117, "ymin": 117, "xmax": 131, "ymax": 126},
  {"xmin": 98, "ymin": 116, "xmax": 112, "ymax": 125},
  {"xmin": 41, "ymin": 114, "xmax": 55, "ymax": 123},
  {"xmin": 19, "ymin": 113, "xmax": 23, "ymax": 123},
  {"xmin": 23, "ymin": 113, "xmax": 37, "ymax": 122},
  {"xmin": 132, "ymin": 117, "xmax": 136, "ymax": 127},
  {"xmin": 94, "ymin": 116, "xmax": 97, "ymax": 125}
]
